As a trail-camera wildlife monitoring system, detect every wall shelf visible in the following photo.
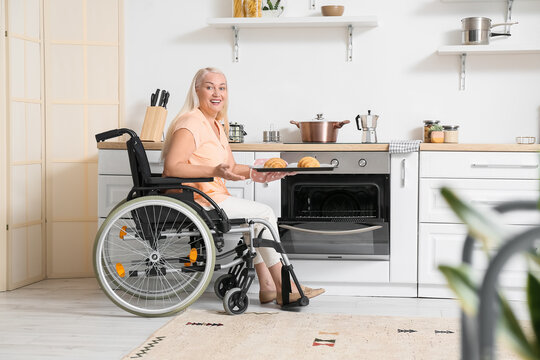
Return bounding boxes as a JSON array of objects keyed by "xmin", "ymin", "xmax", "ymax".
[
  {"xmin": 207, "ymin": 16, "xmax": 378, "ymax": 62},
  {"xmin": 438, "ymin": 45, "xmax": 540, "ymax": 55},
  {"xmin": 437, "ymin": 45, "xmax": 540, "ymax": 90}
]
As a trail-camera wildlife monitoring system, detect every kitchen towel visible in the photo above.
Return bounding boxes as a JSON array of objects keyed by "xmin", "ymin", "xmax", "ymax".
[{"xmin": 389, "ymin": 140, "xmax": 422, "ymax": 154}]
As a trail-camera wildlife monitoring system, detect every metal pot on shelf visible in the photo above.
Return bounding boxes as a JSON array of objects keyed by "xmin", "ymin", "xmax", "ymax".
[
  {"xmin": 290, "ymin": 113, "xmax": 350, "ymax": 143},
  {"xmin": 461, "ymin": 17, "xmax": 518, "ymax": 45}
]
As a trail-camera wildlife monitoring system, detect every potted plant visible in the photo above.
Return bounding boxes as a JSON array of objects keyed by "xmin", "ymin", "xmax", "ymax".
[
  {"xmin": 439, "ymin": 188, "xmax": 540, "ymax": 360},
  {"xmin": 262, "ymin": 0, "xmax": 284, "ymax": 17},
  {"xmin": 430, "ymin": 124, "xmax": 445, "ymax": 143}
]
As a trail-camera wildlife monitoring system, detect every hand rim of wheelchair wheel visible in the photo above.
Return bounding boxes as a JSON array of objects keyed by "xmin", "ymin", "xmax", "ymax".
[
  {"xmin": 223, "ymin": 287, "xmax": 250, "ymax": 315},
  {"xmin": 214, "ymin": 273, "xmax": 238, "ymax": 300},
  {"xmin": 94, "ymin": 196, "xmax": 216, "ymax": 317}
]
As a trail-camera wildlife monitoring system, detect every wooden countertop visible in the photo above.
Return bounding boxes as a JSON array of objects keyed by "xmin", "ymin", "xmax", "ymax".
[{"xmin": 97, "ymin": 141, "xmax": 540, "ymax": 152}]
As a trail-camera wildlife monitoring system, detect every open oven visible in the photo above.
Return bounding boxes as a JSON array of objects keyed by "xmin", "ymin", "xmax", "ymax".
[{"xmin": 278, "ymin": 152, "xmax": 390, "ymax": 260}]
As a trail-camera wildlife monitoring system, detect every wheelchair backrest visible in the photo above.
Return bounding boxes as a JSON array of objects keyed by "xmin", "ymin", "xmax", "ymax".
[
  {"xmin": 95, "ymin": 128, "xmax": 154, "ymax": 198},
  {"xmin": 126, "ymin": 136, "xmax": 154, "ymax": 197}
]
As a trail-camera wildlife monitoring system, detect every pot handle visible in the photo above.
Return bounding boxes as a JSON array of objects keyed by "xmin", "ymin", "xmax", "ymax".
[
  {"xmin": 333, "ymin": 120, "xmax": 350, "ymax": 129},
  {"xmin": 491, "ymin": 32, "xmax": 511, "ymax": 38},
  {"xmin": 491, "ymin": 21, "xmax": 518, "ymax": 28},
  {"xmin": 290, "ymin": 120, "xmax": 300, "ymax": 128}
]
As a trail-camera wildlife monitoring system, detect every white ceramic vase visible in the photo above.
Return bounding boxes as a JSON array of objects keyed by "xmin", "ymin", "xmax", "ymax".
[{"xmin": 262, "ymin": 9, "xmax": 283, "ymax": 17}]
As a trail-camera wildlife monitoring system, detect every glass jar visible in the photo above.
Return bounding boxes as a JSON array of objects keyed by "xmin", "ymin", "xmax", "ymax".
[
  {"xmin": 443, "ymin": 125, "xmax": 459, "ymax": 143},
  {"xmin": 423, "ymin": 120, "xmax": 440, "ymax": 143}
]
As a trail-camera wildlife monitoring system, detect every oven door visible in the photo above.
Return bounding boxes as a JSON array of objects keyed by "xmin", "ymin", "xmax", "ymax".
[{"xmin": 278, "ymin": 174, "xmax": 390, "ymax": 260}]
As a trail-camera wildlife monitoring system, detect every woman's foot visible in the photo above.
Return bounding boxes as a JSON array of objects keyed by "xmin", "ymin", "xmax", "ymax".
[
  {"xmin": 276, "ymin": 286, "xmax": 325, "ymax": 305},
  {"xmin": 259, "ymin": 290, "xmax": 277, "ymax": 304}
]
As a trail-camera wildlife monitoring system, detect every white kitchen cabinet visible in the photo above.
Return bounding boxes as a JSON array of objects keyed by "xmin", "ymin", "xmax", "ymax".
[
  {"xmin": 389, "ymin": 152, "xmax": 419, "ymax": 287},
  {"xmin": 418, "ymin": 151, "xmax": 540, "ymax": 300},
  {"xmin": 419, "ymin": 223, "xmax": 532, "ymax": 299},
  {"xmin": 227, "ymin": 152, "xmax": 255, "ymax": 200},
  {"xmin": 253, "ymin": 152, "xmax": 281, "ymax": 217}
]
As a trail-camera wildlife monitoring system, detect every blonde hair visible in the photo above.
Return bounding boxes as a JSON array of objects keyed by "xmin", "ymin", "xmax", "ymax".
[{"xmin": 162, "ymin": 67, "xmax": 229, "ymax": 159}]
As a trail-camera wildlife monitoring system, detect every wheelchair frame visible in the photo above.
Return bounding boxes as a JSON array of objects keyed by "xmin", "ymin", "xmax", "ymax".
[{"xmin": 94, "ymin": 128, "xmax": 308, "ymax": 316}]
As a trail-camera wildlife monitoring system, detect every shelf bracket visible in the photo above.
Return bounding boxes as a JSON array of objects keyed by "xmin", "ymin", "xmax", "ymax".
[
  {"xmin": 233, "ymin": 26, "xmax": 239, "ymax": 62},
  {"xmin": 347, "ymin": 24, "xmax": 353, "ymax": 62},
  {"xmin": 505, "ymin": 0, "xmax": 514, "ymax": 34},
  {"xmin": 460, "ymin": 53, "xmax": 467, "ymax": 91}
]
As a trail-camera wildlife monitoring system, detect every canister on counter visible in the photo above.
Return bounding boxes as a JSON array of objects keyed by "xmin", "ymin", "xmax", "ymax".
[
  {"xmin": 423, "ymin": 120, "xmax": 440, "ymax": 143},
  {"xmin": 443, "ymin": 125, "xmax": 459, "ymax": 143}
]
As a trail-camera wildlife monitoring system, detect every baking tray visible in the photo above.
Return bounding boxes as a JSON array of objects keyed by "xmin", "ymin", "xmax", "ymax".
[{"xmin": 252, "ymin": 163, "xmax": 335, "ymax": 173}]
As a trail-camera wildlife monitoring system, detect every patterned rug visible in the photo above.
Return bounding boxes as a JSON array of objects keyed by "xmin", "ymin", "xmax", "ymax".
[{"xmin": 123, "ymin": 309, "xmax": 519, "ymax": 360}]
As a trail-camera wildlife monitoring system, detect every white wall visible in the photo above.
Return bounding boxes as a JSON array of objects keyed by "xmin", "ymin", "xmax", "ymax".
[{"xmin": 124, "ymin": 0, "xmax": 540, "ymax": 144}]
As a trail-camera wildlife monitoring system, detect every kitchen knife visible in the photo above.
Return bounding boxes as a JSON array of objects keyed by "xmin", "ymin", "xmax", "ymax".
[
  {"xmin": 162, "ymin": 91, "xmax": 170, "ymax": 108},
  {"xmin": 158, "ymin": 90, "xmax": 167, "ymax": 107},
  {"xmin": 152, "ymin": 89, "xmax": 161, "ymax": 106}
]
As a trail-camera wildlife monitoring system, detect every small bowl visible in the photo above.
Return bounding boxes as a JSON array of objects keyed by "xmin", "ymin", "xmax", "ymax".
[
  {"xmin": 321, "ymin": 5, "xmax": 344, "ymax": 16},
  {"xmin": 516, "ymin": 136, "xmax": 536, "ymax": 144}
]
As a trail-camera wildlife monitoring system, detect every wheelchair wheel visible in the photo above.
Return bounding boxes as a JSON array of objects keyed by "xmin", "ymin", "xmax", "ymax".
[
  {"xmin": 94, "ymin": 195, "xmax": 215, "ymax": 317},
  {"xmin": 214, "ymin": 273, "xmax": 238, "ymax": 300},
  {"xmin": 223, "ymin": 287, "xmax": 249, "ymax": 315}
]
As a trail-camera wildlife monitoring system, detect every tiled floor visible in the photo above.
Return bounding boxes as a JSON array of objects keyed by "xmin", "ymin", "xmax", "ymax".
[{"xmin": 0, "ymin": 278, "xmax": 528, "ymax": 359}]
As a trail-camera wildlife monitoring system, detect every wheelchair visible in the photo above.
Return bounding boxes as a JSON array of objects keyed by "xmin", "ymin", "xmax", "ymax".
[{"xmin": 94, "ymin": 128, "xmax": 309, "ymax": 317}]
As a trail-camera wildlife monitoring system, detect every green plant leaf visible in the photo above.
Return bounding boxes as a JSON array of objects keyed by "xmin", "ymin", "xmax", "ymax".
[
  {"xmin": 527, "ymin": 272, "xmax": 540, "ymax": 352},
  {"xmin": 440, "ymin": 187, "xmax": 508, "ymax": 252},
  {"xmin": 439, "ymin": 264, "xmax": 478, "ymax": 316},
  {"xmin": 275, "ymin": 0, "xmax": 281, "ymax": 10},
  {"xmin": 267, "ymin": 0, "xmax": 274, "ymax": 10},
  {"xmin": 262, "ymin": 6, "xmax": 269, "ymax": 10},
  {"xmin": 498, "ymin": 294, "xmax": 540, "ymax": 360}
]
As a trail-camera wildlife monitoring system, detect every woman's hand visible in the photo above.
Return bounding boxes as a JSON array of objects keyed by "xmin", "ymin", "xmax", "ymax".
[
  {"xmin": 250, "ymin": 158, "xmax": 293, "ymax": 183},
  {"xmin": 214, "ymin": 163, "xmax": 245, "ymax": 181}
]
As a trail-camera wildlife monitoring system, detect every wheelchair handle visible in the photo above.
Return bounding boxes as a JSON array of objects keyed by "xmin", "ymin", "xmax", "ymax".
[{"xmin": 95, "ymin": 128, "xmax": 138, "ymax": 142}]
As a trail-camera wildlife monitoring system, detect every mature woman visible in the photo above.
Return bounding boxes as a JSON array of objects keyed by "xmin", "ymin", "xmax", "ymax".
[{"xmin": 162, "ymin": 67, "xmax": 324, "ymax": 305}]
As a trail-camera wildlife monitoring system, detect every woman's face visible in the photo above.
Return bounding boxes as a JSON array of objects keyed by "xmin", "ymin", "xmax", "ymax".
[{"xmin": 196, "ymin": 72, "xmax": 227, "ymax": 118}]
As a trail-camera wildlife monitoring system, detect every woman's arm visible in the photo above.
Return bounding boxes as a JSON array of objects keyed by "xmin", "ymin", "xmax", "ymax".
[{"xmin": 163, "ymin": 129, "xmax": 245, "ymax": 181}]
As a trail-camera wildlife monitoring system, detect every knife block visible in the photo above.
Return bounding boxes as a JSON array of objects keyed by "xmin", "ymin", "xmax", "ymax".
[{"xmin": 140, "ymin": 106, "xmax": 167, "ymax": 142}]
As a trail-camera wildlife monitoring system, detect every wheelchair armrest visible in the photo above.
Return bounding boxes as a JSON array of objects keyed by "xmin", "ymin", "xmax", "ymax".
[{"xmin": 147, "ymin": 176, "xmax": 214, "ymax": 185}]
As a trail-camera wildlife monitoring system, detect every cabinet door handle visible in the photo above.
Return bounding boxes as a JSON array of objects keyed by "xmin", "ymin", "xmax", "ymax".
[
  {"xmin": 401, "ymin": 159, "xmax": 406, "ymax": 187},
  {"xmin": 471, "ymin": 164, "xmax": 538, "ymax": 169},
  {"xmin": 471, "ymin": 200, "xmax": 506, "ymax": 206}
]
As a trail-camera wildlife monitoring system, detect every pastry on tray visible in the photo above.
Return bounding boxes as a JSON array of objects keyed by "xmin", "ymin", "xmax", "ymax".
[
  {"xmin": 298, "ymin": 156, "xmax": 320, "ymax": 168},
  {"xmin": 264, "ymin": 158, "xmax": 288, "ymax": 168}
]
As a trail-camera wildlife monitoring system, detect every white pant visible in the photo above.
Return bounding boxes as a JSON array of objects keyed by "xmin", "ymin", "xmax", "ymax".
[{"xmin": 214, "ymin": 196, "xmax": 282, "ymax": 267}]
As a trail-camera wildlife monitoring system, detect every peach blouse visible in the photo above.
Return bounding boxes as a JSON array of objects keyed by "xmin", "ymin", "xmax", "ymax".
[{"xmin": 172, "ymin": 108, "xmax": 232, "ymax": 206}]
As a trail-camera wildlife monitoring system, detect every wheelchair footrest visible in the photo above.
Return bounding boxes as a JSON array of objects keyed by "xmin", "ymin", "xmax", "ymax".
[{"xmin": 279, "ymin": 263, "xmax": 309, "ymax": 309}]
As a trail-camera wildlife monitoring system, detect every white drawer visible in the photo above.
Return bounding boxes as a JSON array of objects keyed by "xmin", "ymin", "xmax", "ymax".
[
  {"xmin": 418, "ymin": 223, "xmax": 529, "ymax": 290},
  {"xmin": 98, "ymin": 149, "xmax": 163, "ymax": 175},
  {"xmin": 419, "ymin": 178, "xmax": 540, "ymax": 224},
  {"xmin": 98, "ymin": 175, "xmax": 132, "ymax": 217},
  {"xmin": 420, "ymin": 152, "xmax": 539, "ymax": 179}
]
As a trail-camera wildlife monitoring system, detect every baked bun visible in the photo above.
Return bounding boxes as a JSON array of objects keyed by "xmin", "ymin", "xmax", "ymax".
[
  {"xmin": 298, "ymin": 156, "xmax": 320, "ymax": 168},
  {"xmin": 264, "ymin": 158, "xmax": 287, "ymax": 168}
]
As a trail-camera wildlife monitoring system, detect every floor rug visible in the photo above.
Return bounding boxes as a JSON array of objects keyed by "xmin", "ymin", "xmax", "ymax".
[{"xmin": 123, "ymin": 309, "xmax": 519, "ymax": 360}]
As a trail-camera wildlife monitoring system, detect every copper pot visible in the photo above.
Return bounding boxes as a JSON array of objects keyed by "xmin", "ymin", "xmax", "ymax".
[{"xmin": 290, "ymin": 114, "xmax": 350, "ymax": 143}]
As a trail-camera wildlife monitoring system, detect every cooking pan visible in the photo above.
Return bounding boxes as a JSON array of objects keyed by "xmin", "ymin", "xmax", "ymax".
[
  {"xmin": 461, "ymin": 17, "xmax": 518, "ymax": 45},
  {"xmin": 290, "ymin": 114, "xmax": 350, "ymax": 143}
]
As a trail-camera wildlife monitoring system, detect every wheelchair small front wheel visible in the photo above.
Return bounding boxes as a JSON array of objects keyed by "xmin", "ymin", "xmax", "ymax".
[
  {"xmin": 214, "ymin": 274, "xmax": 237, "ymax": 300},
  {"xmin": 223, "ymin": 287, "xmax": 249, "ymax": 315}
]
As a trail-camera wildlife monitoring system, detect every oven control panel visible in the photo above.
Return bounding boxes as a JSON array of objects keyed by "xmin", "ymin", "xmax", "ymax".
[{"xmin": 281, "ymin": 152, "xmax": 390, "ymax": 174}]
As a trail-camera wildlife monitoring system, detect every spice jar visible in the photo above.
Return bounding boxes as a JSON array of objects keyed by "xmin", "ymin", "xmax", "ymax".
[
  {"xmin": 443, "ymin": 125, "xmax": 459, "ymax": 143},
  {"xmin": 423, "ymin": 120, "xmax": 440, "ymax": 143}
]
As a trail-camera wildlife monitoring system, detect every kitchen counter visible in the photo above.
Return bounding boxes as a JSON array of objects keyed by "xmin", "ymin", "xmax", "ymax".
[{"xmin": 97, "ymin": 141, "xmax": 540, "ymax": 152}]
